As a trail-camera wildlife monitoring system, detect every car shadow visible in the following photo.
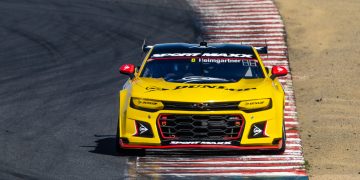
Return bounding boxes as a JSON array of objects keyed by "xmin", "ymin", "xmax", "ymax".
[{"xmin": 87, "ymin": 135, "xmax": 118, "ymax": 156}]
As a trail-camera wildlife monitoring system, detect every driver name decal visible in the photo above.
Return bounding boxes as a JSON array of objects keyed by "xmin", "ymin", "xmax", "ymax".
[{"xmin": 198, "ymin": 58, "xmax": 258, "ymax": 66}]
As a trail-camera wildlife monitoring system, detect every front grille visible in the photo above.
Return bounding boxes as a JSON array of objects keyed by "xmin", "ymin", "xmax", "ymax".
[
  {"xmin": 163, "ymin": 101, "xmax": 239, "ymax": 111},
  {"xmin": 157, "ymin": 114, "xmax": 244, "ymax": 140}
]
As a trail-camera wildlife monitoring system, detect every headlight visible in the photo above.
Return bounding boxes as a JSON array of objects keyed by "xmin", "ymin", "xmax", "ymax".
[
  {"xmin": 238, "ymin": 98, "xmax": 272, "ymax": 112},
  {"xmin": 131, "ymin": 98, "xmax": 164, "ymax": 112}
]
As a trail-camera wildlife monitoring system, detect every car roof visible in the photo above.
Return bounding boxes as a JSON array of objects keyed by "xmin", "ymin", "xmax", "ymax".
[{"xmin": 149, "ymin": 43, "xmax": 255, "ymax": 56}]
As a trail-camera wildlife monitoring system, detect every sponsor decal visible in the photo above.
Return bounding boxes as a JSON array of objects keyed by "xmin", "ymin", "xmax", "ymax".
[
  {"xmin": 133, "ymin": 121, "xmax": 153, "ymax": 138},
  {"xmin": 139, "ymin": 123, "xmax": 148, "ymax": 135},
  {"xmin": 151, "ymin": 53, "xmax": 254, "ymax": 58},
  {"xmin": 145, "ymin": 86, "xmax": 170, "ymax": 92},
  {"xmin": 152, "ymin": 53, "xmax": 202, "ymax": 58},
  {"xmin": 201, "ymin": 53, "xmax": 253, "ymax": 58},
  {"xmin": 248, "ymin": 121, "xmax": 267, "ymax": 138},
  {"xmin": 245, "ymin": 101, "xmax": 264, "ymax": 106},
  {"xmin": 170, "ymin": 141, "xmax": 232, "ymax": 145},
  {"xmin": 276, "ymin": 66, "xmax": 285, "ymax": 72},
  {"xmin": 136, "ymin": 99, "xmax": 158, "ymax": 106},
  {"xmin": 173, "ymin": 85, "xmax": 256, "ymax": 92},
  {"xmin": 253, "ymin": 125, "xmax": 262, "ymax": 136},
  {"xmin": 145, "ymin": 85, "xmax": 256, "ymax": 92}
]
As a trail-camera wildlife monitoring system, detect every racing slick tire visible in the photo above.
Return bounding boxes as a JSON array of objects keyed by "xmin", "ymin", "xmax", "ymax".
[{"xmin": 115, "ymin": 122, "xmax": 145, "ymax": 156}]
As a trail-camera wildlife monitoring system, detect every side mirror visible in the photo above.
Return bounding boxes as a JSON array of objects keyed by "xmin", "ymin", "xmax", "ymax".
[
  {"xmin": 119, "ymin": 64, "xmax": 135, "ymax": 79},
  {"xmin": 270, "ymin": 66, "xmax": 288, "ymax": 80}
]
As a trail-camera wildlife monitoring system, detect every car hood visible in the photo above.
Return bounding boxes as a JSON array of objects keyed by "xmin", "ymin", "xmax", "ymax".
[{"xmin": 130, "ymin": 77, "xmax": 276, "ymax": 102}]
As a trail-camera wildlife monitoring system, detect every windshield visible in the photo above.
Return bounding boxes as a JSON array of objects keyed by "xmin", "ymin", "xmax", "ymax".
[{"xmin": 140, "ymin": 57, "xmax": 264, "ymax": 83}]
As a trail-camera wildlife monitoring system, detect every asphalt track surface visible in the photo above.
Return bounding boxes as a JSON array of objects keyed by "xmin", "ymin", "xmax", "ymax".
[{"xmin": 0, "ymin": 0, "xmax": 201, "ymax": 179}]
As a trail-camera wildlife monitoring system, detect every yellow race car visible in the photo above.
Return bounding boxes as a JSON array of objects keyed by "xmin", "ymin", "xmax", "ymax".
[{"xmin": 116, "ymin": 42, "xmax": 288, "ymax": 155}]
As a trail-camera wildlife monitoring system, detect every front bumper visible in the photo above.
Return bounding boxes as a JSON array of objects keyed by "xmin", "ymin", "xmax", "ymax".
[
  {"xmin": 118, "ymin": 106, "xmax": 283, "ymax": 150},
  {"xmin": 119, "ymin": 139, "xmax": 283, "ymax": 150}
]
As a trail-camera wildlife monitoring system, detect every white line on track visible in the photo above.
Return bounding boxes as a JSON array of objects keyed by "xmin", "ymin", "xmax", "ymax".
[
  {"xmin": 206, "ymin": 28, "xmax": 285, "ymax": 32},
  {"xmin": 199, "ymin": 1, "xmax": 274, "ymax": 6},
  {"xmin": 138, "ymin": 166, "xmax": 304, "ymax": 170},
  {"xmin": 200, "ymin": 5, "xmax": 278, "ymax": 9},
  {"xmin": 139, "ymin": 160, "xmax": 305, "ymax": 165},
  {"xmin": 201, "ymin": 12, "xmax": 280, "ymax": 17},
  {"xmin": 207, "ymin": 29, "xmax": 285, "ymax": 33},
  {"xmin": 287, "ymin": 138, "xmax": 301, "ymax": 141},
  {"xmin": 199, "ymin": 9, "xmax": 280, "ymax": 13},
  {"xmin": 143, "ymin": 172, "xmax": 307, "ymax": 176},
  {"xmin": 139, "ymin": 155, "xmax": 305, "ymax": 159},
  {"xmin": 203, "ymin": 15, "xmax": 282, "ymax": 20},
  {"xmin": 206, "ymin": 34, "xmax": 285, "ymax": 37},
  {"xmin": 203, "ymin": 19, "xmax": 283, "ymax": 23}
]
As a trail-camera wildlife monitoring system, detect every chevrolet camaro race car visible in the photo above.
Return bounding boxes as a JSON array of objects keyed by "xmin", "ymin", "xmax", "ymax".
[{"xmin": 116, "ymin": 42, "xmax": 288, "ymax": 155}]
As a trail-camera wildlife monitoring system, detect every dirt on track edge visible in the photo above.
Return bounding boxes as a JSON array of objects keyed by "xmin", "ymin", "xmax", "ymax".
[{"xmin": 274, "ymin": 0, "xmax": 360, "ymax": 179}]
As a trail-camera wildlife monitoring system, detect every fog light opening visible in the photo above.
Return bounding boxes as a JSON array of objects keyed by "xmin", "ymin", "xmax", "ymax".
[
  {"xmin": 133, "ymin": 120, "xmax": 154, "ymax": 138},
  {"xmin": 248, "ymin": 121, "xmax": 268, "ymax": 138}
]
